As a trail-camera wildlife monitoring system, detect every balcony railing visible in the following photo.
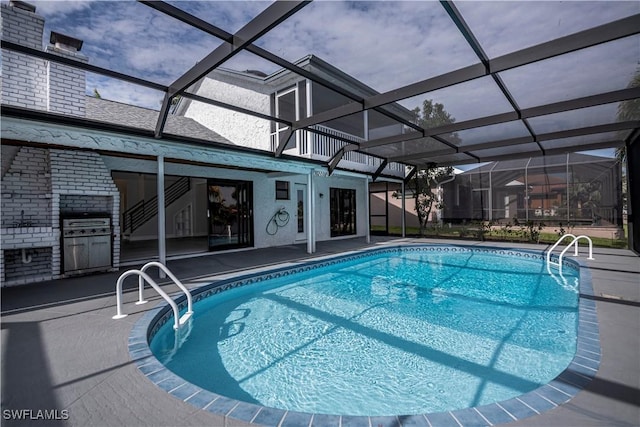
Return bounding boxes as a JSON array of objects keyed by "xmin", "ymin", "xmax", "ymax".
[{"xmin": 271, "ymin": 125, "xmax": 405, "ymax": 175}]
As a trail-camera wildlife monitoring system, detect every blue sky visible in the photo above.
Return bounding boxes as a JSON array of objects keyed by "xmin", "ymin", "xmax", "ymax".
[
  {"xmin": 28, "ymin": 1, "xmax": 638, "ymax": 108},
  {"xmin": 25, "ymin": 0, "xmax": 639, "ymax": 161}
]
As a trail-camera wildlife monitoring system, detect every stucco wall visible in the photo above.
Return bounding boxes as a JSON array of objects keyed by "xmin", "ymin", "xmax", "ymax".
[
  {"xmin": 184, "ymin": 74, "xmax": 272, "ymax": 151},
  {"xmin": 313, "ymin": 175, "xmax": 368, "ymax": 241},
  {"xmin": 102, "ymin": 156, "xmax": 368, "ymax": 249}
]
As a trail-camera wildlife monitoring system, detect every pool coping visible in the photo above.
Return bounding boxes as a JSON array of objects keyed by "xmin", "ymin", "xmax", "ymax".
[{"xmin": 127, "ymin": 244, "xmax": 600, "ymax": 427}]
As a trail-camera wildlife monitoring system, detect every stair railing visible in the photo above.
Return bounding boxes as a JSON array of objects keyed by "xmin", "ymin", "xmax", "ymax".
[{"xmin": 122, "ymin": 176, "xmax": 191, "ymax": 234}]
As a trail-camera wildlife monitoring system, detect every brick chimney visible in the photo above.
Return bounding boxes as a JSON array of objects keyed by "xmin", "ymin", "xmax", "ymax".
[
  {"xmin": 45, "ymin": 31, "xmax": 87, "ymax": 116},
  {"xmin": 1, "ymin": 1, "xmax": 47, "ymax": 110},
  {"xmin": 1, "ymin": 1, "xmax": 88, "ymax": 117}
]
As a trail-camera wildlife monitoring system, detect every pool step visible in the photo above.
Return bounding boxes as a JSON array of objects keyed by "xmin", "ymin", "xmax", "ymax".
[{"xmin": 179, "ymin": 312, "xmax": 193, "ymax": 326}]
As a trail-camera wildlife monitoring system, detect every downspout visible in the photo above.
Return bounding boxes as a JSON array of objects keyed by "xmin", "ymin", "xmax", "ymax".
[
  {"xmin": 363, "ymin": 110, "xmax": 369, "ymax": 140},
  {"xmin": 525, "ymin": 157, "xmax": 532, "ymax": 222}
]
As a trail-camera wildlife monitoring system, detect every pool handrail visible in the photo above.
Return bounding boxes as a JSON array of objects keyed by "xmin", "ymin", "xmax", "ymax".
[
  {"xmin": 113, "ymin": 263, "xmax": 193, "ymax": 330},
  {"xmin": 137, "ymin": 261, "xmax": 193, "ymax": 318},
  {"xmin": 547, "ymin": 234, "xmax": 594, "ymax": 274}
]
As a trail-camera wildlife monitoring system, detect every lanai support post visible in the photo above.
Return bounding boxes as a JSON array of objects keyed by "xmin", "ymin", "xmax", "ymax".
[
  {"xmin": 401, "ymin": 181, "xmax": 406, "ymax": 238},
  {"xmin": 365, "ymin": 176, "xmax": 370, "ymax": 244},
  {"xmin": 307, "ymin": 170, "xmax": 315, "ymax": 254},
  {"xmin": 157, "ymin": 155, "xmax": 166, "ymax": 278}
]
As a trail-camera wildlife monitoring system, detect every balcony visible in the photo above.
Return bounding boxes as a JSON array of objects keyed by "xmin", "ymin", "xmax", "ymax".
[{"xmin": 270, "ymin": 125, "xmax": 405, "ymax": 178}]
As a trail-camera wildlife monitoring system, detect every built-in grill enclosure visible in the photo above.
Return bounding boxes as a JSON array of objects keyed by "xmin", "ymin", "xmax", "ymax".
[{"xmin": 61, "ymin": 214, "xmax": 112, "ymax": 274}]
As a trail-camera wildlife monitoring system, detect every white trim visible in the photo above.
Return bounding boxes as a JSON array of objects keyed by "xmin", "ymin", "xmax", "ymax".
[{"xmin": 1, "ymin": 116, "xmax": 315, "ymax": 175}]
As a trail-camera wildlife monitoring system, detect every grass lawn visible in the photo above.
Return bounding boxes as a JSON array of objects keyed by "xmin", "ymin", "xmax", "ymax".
[{"xmin": 371, "ymin": 224, "xmax": 628, "ymax": 249}]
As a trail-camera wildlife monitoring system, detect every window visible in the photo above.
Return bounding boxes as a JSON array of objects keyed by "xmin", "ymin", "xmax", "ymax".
[
  {"xmin": 330, "ymin": 188, "xmax": 356, "ymax": 237},
  {"xmin": 275, "ymin": 180, "xmax": 290, "ymax": 200},
  {"xmin": 273, "ymin": 87, "xmax": 298, "ymax": 151}
]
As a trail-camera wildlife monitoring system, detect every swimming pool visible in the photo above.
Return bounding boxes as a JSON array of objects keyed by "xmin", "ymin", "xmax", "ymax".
[{"xmin": 131, "ymin": 245, "xmax": 600, "ymax": 426}]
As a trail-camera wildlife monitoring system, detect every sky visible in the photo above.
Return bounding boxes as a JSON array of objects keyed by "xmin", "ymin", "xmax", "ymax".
[{"xmin": 22, "ymin": 0, "xmax": 640, "ymax": 161}]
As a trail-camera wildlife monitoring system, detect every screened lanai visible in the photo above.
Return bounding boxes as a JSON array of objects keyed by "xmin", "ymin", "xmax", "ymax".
[
  {"xmin": 441, "ymin": 153, "xmax": 622, "ymax": 226},
  {"xmin": 1, "ymin": 0, "xmax": 639, "ymax": 251}
]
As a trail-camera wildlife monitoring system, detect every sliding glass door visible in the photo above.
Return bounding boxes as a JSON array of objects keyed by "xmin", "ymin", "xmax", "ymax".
[
  {"xmin": 330, "ymin": 187, "xmax": 357, "ymax": 237},
  {"xmin": 207, "ymin": 179, "xmax": 253, "ymax": 251}
]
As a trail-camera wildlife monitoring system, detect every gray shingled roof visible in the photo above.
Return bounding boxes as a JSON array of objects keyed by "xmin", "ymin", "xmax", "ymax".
[{"xmin": 85, "ymin": 97, "xmax": 233, "ymax": 144}]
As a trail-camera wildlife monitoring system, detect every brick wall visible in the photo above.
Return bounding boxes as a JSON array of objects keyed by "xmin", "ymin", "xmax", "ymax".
[
  {"xmin": 51, "ymin": 150, "xmax": 119, "ymax": 195},
  {"xmin": 1, "ymin": 2, "xmax": 87, "ymax": 117},
  {"xmin": 0, "ymin": 147, "xmax": 51, "ymax": 228},
  {"xmin": 45, "ymin": 45, "xmax": 87, "ymax": 116},
  {"xmin": 0, "ymin": 147, "xmax": 121, "ymax": 286},
  {"xmin": 4, "ymin": 248, "xmax": 52, "ymax": 282},
  {"xmin": 0, "ymin": 3, "xmax": 48, "ymax": 110},
  {"xmin": 60, "ymin": 195, "xmax": 112, "ymax": 214}
]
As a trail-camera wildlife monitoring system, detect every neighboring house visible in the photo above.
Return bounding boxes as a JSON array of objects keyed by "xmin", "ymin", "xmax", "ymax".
[
  {"xmin": 440, "ymin": 153, "xmax": 623, "ymax": 226},
  {"xmin": 175, "ymin": 55, "xmax": 408, "ymax": 177},
  {"xmin": 0, "ymin": 1, "xmax": 399, "ymax": 286}
]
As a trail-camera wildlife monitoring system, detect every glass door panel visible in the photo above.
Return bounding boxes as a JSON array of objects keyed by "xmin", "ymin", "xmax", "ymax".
[
  {"xmin": 295, "ymin": 184, "xmax": 306, "ymax": 240},
  {"xmin": 207, "ymin": 179, "xmax": 253, "ymax": 251}
]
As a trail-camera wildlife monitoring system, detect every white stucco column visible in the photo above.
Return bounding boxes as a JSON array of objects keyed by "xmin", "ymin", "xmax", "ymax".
[
  {"xmin": 157, "ymin": 155, "xmax": 166, "ymax": 276},
  {"xmin": 365, "ymin": 176, "xmax": 371, "ymax": 244},
  {"xmin": 401, "ymin": 181, "xmax": 406, "ymax": 238},
  {"xmin": 307, "ymin": 170, "xmax": 316, "ymax": 253},
  {"xmin": 566, "ymin": 153, "xmax": 571, "ymax": 223}
]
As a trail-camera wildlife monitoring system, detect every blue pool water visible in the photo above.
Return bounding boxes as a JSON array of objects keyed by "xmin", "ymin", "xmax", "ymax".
[{"xmin": 149, "ymin": 247, "xmax": 579, "ymax": 416}]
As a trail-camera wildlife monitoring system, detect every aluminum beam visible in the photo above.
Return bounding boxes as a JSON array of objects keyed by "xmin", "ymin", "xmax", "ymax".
[
  {"xmin": 182, "ymin": 92, "xmax": 289, "ymax": 125},
  {"xmin": 403, "ymin": 166, "xmax": 418, "ymax": 184},
  {"xmin": 327, "ymin": 146, "xmax": 347, "ymax": 175},
  {"xmin": 371, "ymin": 160, "xmax": 389, "ymax": 182},
  {"xmin": 288, "ymin": 14, "xmax": 640, "ymax": 130},
  {"xmin": 441, "ymin": 1, "xmax": 545, "ymax": 155},
  {"xmin": 154, "ymin": 0, "xmax": 309, "ymax": 138},
  {"xmin": 1, "ymin": 40, "xmax": 167, "ymax": 92},
  {"xmin": 167, "ymin": 1, "xmax": 308, "ymax": 97},
  {"xmin": 274, "ymin": 128, "xmax": 294, "ymax": 157},
  {"xmin": 144, "ymin": 1, "xmax": 435, "ymax": 150},
  {"xmin": 2, "ymin": 38, "xmax": 292, "ymax": 132},
  {"xmin": 430, "ymin": 140, "xmax": 625, "ymax": 168},
  {"xmin": 357, "ymin": 87, "xmax": 640, "ymax": 151},
  {"xmin": 474, "ymin": 140, "xmax": 626, "ymax": 164},
  {"xmin": 139, "ymin": 1, "xmax": 366, "ymax": 105},
  {"xmin": 389, "ymin": 121, "xmax": 639, "ymax": 162}
]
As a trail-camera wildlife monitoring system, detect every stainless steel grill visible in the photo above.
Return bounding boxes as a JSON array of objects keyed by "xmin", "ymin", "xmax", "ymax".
[{"xmin": 62, "ymin": 216, "xmax": 112, "ymax": 273}]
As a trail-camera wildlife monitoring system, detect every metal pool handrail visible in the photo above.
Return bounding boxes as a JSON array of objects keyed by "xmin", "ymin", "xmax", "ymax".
[
  {"xmin": 547, "ymin": 234, "xmax": 594, "ymax": 274},
  {"xmin": 137, "ymin": 261, "xmax": 193, "ymax": 316},
  {"xmin": 113, "ymin": 263, "xmax": 193, "ymax": 330}
]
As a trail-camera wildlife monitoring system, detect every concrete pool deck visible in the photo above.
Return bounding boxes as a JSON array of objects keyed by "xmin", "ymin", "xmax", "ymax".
[{"xmin": 1, "ymin": 237, "xmax": 638, "ymax": 427}]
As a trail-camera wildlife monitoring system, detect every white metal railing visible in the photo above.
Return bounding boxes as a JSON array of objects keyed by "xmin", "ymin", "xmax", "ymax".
[
  {"xmin": 546, "ymin": 234, "xmax": 594, "ymax": 274},
  {"xmin": 546, "ymin": 262, "xmax": 579, "ymax": 293},
  {"xmin": 113, "ymin": 262, "xmax": 193, "ymax": 330},
  {"xmin": 269, "ymin": 125, "xmax": 406, "ymax": 175}
]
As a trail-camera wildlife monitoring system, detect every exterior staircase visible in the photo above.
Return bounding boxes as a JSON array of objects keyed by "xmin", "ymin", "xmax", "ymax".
[{"xmin": 122, "ymin": 176, "xmax": 191, "ymax": 234}]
